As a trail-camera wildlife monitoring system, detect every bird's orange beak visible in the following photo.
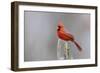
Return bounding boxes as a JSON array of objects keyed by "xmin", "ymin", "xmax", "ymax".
[
  {"xmin": 57, "ymin": 26, "xmax": 58, "ymax": 30},
  {"xmin": 57, "ymin": 25, "xmax": 58, "ymax": 28},
  {"xmin": 57, "ymin": 25, "xmax": 60, "ymax": 29}
]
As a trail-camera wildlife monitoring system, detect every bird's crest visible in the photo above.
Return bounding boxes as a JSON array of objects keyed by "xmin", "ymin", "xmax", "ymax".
[
  {"xmin": 58, "ymin": 19, "xmax": 71, "ymax": 33},
  {"xmin": 58, "ymin": 19, "xmax": 64, "ymax": 27}
]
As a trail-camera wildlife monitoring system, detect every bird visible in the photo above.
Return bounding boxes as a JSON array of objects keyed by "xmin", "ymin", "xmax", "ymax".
[{"xmin": 57, "ymin": 20, "xmax": 82, "ymax": 52}]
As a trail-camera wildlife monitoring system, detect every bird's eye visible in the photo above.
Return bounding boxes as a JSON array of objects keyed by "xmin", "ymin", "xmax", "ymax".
[{"xmin": 58, "ymin": 26, "xmax": 60, "ymax": 28}]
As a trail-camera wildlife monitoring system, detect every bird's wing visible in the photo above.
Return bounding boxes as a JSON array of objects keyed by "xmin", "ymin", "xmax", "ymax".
[
  {"xmin": 58, "ymin": 31, "xmax": 74, "ymax": 41},
  {"xmin": 65, "ymin": 32, "xmax": 74, "ymax": 39}
]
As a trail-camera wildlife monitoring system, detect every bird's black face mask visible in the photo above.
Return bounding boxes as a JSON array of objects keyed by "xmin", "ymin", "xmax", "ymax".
[{"xmin": 57, "ymin": 26, "xmax": 61, "ymax": 31}]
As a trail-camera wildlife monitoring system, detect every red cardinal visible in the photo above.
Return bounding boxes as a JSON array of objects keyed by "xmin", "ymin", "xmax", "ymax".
[{"xmin": 57, "ymin": 20, "xmax": 82, "ymax": 51}]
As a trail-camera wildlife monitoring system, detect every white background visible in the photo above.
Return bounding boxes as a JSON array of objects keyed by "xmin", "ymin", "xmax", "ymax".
[{"xmin": 0, "ymin": 0, "xmax": 99, "ymax": 73}]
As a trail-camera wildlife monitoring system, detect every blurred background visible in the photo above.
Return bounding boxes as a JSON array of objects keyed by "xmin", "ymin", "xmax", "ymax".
[{"xmin": 24, "ymin": 11, "xmax": 90, "ymax": 61}]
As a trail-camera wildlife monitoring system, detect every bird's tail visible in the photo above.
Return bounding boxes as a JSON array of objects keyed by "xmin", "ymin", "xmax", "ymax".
[{"xmin": 73, "ymin": 41, "xmax": 82, "ymax": 52}]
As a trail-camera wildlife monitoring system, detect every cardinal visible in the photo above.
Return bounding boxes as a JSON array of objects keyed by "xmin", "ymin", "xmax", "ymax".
[{"xmin": 57, "ymin": 20, "xmax": 82, "ymax": 51}]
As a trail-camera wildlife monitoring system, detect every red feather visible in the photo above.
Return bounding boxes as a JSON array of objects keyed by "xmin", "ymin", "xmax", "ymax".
[{"xmin": 57, "ymin": 20, "xmax": 82, "ymax": 51}]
